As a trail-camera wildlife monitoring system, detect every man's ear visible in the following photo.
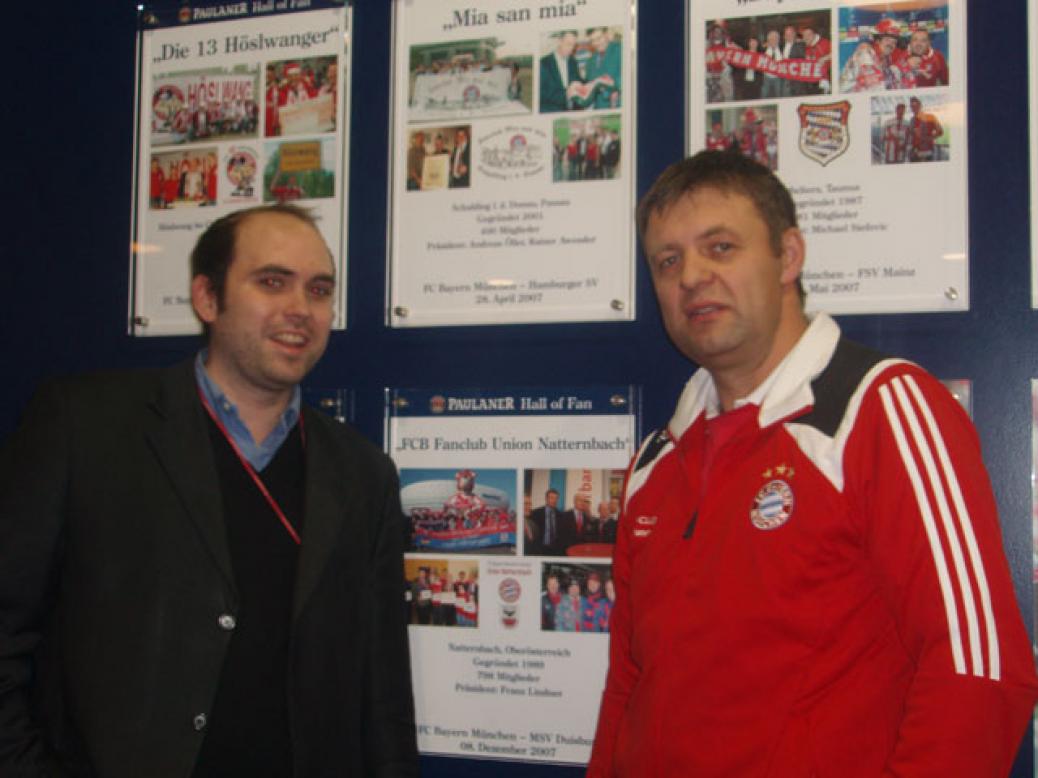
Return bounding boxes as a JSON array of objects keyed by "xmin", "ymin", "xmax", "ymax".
[
  {"xmin": 190, "ymin": 275, "xmax": 218, "ymax": 325},
  {"xmin": 779, "ymin": 227, "xmax": 806, "ymax": 286}
]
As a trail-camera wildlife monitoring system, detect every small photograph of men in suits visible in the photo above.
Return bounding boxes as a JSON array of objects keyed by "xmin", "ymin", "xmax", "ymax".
[
  {"xmin": 552, "ymin": 114, "xmax": 621, "ymax": 182},
  {"xmin": 404, "ymin": 125, "xmax": 472, "ymax": 191},
  {"xmin": 399, "ymin": 467, "xmax": 517, "ymax": 554},
  {"xmin": 404, "ymin": 558, "xmax": 480, "ymax": 627},
  {"xmin": 408, "ymin": 38, "xmax": 532, "ymax": 122},
  {"xmin": 539, "ymin": 26, "xmax": 624, "ymax": 113},
  {"xmin": 541, "ymin": 562, "xmax": 614, "ymax": 633},
  {"xmin": 523, "ymin": 468, "xmax": 623, "ymax": 557}
]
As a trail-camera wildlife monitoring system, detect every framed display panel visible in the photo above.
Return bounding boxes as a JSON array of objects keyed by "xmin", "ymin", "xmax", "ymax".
[
  {"xmin": 387, "ymin": 0, "xmax": 637, "ymax": 327},
  {"xmin": 130, "ymin": 1, "xmax": 352, "ymax": 335},
  {"xmin": 387, "ymin": 386, "xmax": 638, "ymax": 764}
]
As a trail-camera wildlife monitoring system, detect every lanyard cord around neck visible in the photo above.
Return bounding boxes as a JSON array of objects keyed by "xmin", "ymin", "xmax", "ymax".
[{"xmin": 198, "ymin": 388, "xmax": 304, "ymax": 545}]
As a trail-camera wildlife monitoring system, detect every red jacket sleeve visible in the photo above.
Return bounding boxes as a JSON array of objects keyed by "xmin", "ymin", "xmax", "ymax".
[
  {"xmin": 587, "ymin": 459, "xmax": 642, "ymax": 777},
  {"xmin": 847, "ymin": 366, "xmax": 1038, "ymax": 777}
]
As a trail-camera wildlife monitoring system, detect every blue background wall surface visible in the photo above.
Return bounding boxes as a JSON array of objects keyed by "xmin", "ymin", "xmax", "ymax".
[{"xmin": 2, "ymin": 0, "xmax": 1033, "ymax": 775}]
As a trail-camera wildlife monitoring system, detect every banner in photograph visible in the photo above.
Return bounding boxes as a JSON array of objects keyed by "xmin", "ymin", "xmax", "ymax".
[
  {"xmin": 388, "ymin": 386, "xmax": 638, "ymax": 764},
  {"xmin": 689, "ymin": 0, "xmax": 967, "ymax": 314},
  {"xmin": 388, "ymin": 1, "xmax": 637, "ymax": 327},
  {"xmin": 131, "ymin": 1, "xmax": 351, "ymax": 336}
]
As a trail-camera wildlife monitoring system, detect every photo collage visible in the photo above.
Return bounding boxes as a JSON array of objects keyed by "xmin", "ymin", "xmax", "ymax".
[
  {"xmin": 148, "ymin": 55, "xmax": 341, "ymax": 210},
  {"xmin": 701, "ymin": 1, "xmax": 951, "ymax": 169},
  {"xmin": 401, "ymin": 466, "xmax": 624, "ymax": 633},
  {"xmin": 403, "ymin": 25, "xmax": 625, "ymax": 193}
]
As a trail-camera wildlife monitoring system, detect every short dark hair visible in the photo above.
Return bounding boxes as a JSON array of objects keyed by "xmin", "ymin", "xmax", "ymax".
[
  {"xmin": 637, "ymin": 149, "xmax": 805, "ymax": 301},
  {"xmin": 190, "ymin": 203, "xmax": 321, "ymax": 332}
]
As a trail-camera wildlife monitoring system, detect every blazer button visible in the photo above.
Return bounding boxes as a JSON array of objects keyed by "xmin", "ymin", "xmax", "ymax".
[
  {"xmin": 193, "ymin": 713, "xmax": 207, "ymax": 731},
  {"xmin": 217, "ymin": 613, "xmax": 236, "ymax": 630}
]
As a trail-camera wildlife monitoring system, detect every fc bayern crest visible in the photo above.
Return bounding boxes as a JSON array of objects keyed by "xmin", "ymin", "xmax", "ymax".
[
  {"xmin": 429, "ymin": 395, "xmax": 446, "ymax": 414},
  {"xmin": 750, "ymin": 479, "xmax": 795, "ymax": 530},
  {"xmin": 498, "ymin": 577, "xmax": 521, "ymax": 628},
  {"xmin": 797, "ymin": 101, "xmax": 851, "ymax": 167}
]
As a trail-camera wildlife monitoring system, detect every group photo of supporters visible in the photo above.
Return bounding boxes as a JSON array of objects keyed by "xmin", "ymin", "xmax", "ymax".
[
  {"xmin": 400, "ymin": 468, "xmax": 518, "ymax": 555},
  {"xmin": 551, "ymin": 115, "xmax": 621, "ymax": 182},
  {"xmin": 150, "ymin": 65, "xmax": 261, "ymax": 147},
  {"xmin": 148, "ymin": 148, "xmax": 219, "ymax": 209},
  {"xmin": 837, "ymin": 5, "xmax": 949, "ymax": 93},
  {"xmin": 540, "ymin": 562, "xmax": 613, "ymax": 633},
  {"xmin": 870, "ymin": 94, "xmax": 949, "ymax": 165},
  {"xmin": 704, "ymin": 105, "xmax": 779, "ymax": 171},
  {"xmin": 704, "ymin": 11, "xmax": 833, "ymax": 104},
  {"xmin": 407, "ymin": 38, "xmax": 532, "ymax": 122},
  {"xmin": 262, "ymin": 137, "xmax": 336, "ymax": 203},
  {"xmin": 538, "ymin": 26, "xmax": 623, "ymax": 113},
  {"xmin": 404, "ymin": 558, "xmax": 479, "ymax": 628},
  {"xmin": 404, "ymin": 126, "xmax": 472, "ymax": 191},
  {"xmin": 523, "ymin": 468, "xmax": 624, "ymax": 557},
  {"xmin": 264, "ymin": 56, "xmax": 339, "ymax": 137}
]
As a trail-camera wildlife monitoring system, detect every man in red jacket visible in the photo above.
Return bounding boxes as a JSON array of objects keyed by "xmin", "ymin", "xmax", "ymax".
[{"xmin": 588, "ymin": 150, "xmax": 1038, "ymax": 777}]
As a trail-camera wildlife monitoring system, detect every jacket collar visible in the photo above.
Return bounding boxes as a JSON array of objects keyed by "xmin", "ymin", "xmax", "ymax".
[{"xmin": 668, "ymin": 312, "xmax": 841, "ymax": 438}]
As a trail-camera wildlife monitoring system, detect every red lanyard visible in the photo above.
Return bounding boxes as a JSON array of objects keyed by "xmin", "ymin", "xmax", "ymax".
[{"xmin": 198, "ymin": 388, "xmax": 304, "ymax": 545}]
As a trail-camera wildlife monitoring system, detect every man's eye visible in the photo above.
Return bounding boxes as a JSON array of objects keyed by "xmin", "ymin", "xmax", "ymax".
[
  {"xmin": 655, "ymin": 254, "xmax": 678, "ymax": 271},
  {"xmin": 259, "ymin": 276, "xmax": 284, "ymax": 288},
  {"xmin": 310, "ymin": 284, "xmax": 334, "ymax": 298},
  {"xmin": 710, "ymin": 241, "xmax": 734, "ymax": 256}
]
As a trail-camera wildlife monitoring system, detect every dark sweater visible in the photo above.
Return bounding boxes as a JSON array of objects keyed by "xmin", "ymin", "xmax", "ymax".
[{"xmin": 192, "ymin": 418, "xmax": 305, "ymax": 778}]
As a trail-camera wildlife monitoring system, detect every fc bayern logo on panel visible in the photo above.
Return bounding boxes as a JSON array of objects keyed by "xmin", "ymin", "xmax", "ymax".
[{"xmin": 750, "ymin": 480, "xmax": 795, "ymax": 530}]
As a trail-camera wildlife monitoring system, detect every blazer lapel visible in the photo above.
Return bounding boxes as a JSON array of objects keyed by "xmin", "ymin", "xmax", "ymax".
[
  {"xmin": 293, "ymin": 408, "xmax": 356, "ymax": 619},
  {"xmin": 144, "ymin": 361, "xmax": 235, "ymax": 591}
]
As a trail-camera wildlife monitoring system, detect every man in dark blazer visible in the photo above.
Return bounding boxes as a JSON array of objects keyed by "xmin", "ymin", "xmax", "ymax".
[
  {"xmin": 0, "ymin": 204, "xmax": 418, "ymax": 777},
  {"xmin": 539, "ymin": 30, "xmax": 581, "ymax": 112},
  {"xmin": 448, "ymin": 127, "xmax": 470, "ymax": 189},
  {"xmin": 526, "ymin": 488, "xmax": 576, "ymax": 556}
]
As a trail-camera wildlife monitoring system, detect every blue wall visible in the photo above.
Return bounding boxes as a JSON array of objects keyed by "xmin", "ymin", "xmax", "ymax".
[{"xmin": 3, "ymin": 1, "xmax": 1033, "ymax": 775}]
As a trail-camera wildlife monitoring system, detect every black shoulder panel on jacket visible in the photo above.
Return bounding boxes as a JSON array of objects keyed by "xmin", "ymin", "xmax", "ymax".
[
  {"xmin": 634, "ymin": 429, "xmax": 671, "ymax": 472},
  {"xmin": 793, "ymin": 338, "xmax": 888, "ymax": 438}
]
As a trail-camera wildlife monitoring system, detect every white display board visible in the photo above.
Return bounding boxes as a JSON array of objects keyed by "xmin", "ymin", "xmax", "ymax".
[
  {"xmin": 131, "ymin": 2, "xmax": 351, "ymax": 335},
  {"xmin": 689, "ymin": 0, "xmax": 967, "ymax": 314},
  {"xmin": 388, "ymin": 0, "xmax": 637, "ymax": 327},
  {"xmin": 388, "ymin": 386, "xmax": 637, "ymax": 764}
]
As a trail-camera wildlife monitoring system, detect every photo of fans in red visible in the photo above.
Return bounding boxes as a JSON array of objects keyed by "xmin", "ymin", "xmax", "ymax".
[
  {"xmin": 264, "ymin": 56, "xmax": 338, "ymax": 138},
  {"xmin": 870, "ymin": 94, "xmax": 949, "ymax": 164},
  {"xmin": 552, "ymin": 115, "xmax": 621, "ymax": 182},
  {"xmin": 838, "ymin": 5, "xmax": 949, "ymax": 93},
  {"xmin": 541, "ymin": 562, "xmax": 613, "ymax": 633},
  {"xmin": 404, "ymin": 558, "xmax": 479, "ymax": 628},
  {"xmin": 704, "ymin": 105, "xmax": 778, "ymax": 171},
  {"xmin": 704, "ymin": 11, "xmax": 832, "ymax": 104},
  {"xmin": 149, "ymin": 148, "xmax": 218, "ymax": 209},
  {"xmin": 151, "ymin": 66, "xmax": 260, "ymax": 146},
  {"xmin": 400, "ymin": 468, "xmax": 517, "ymax": 555},
  {"xmin": 523, "ymin": 468, "xmax": 624, "ymax": 557}
]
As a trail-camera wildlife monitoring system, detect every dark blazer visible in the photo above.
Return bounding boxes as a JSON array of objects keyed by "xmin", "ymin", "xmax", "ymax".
[
  {"xmin": 527, "ymin": 505, "xmax": 576, "ymax": 556},
  {"xmin": 448, "ymin": 142, "xmax": 470, "ymax": 188},
  {"xmin": 0, "ymin": 362, "xmax": 417, "ymax": 777},
  {"xmin": 539, "ymin": 52, "xmax": 580, "ymax": 112}
]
